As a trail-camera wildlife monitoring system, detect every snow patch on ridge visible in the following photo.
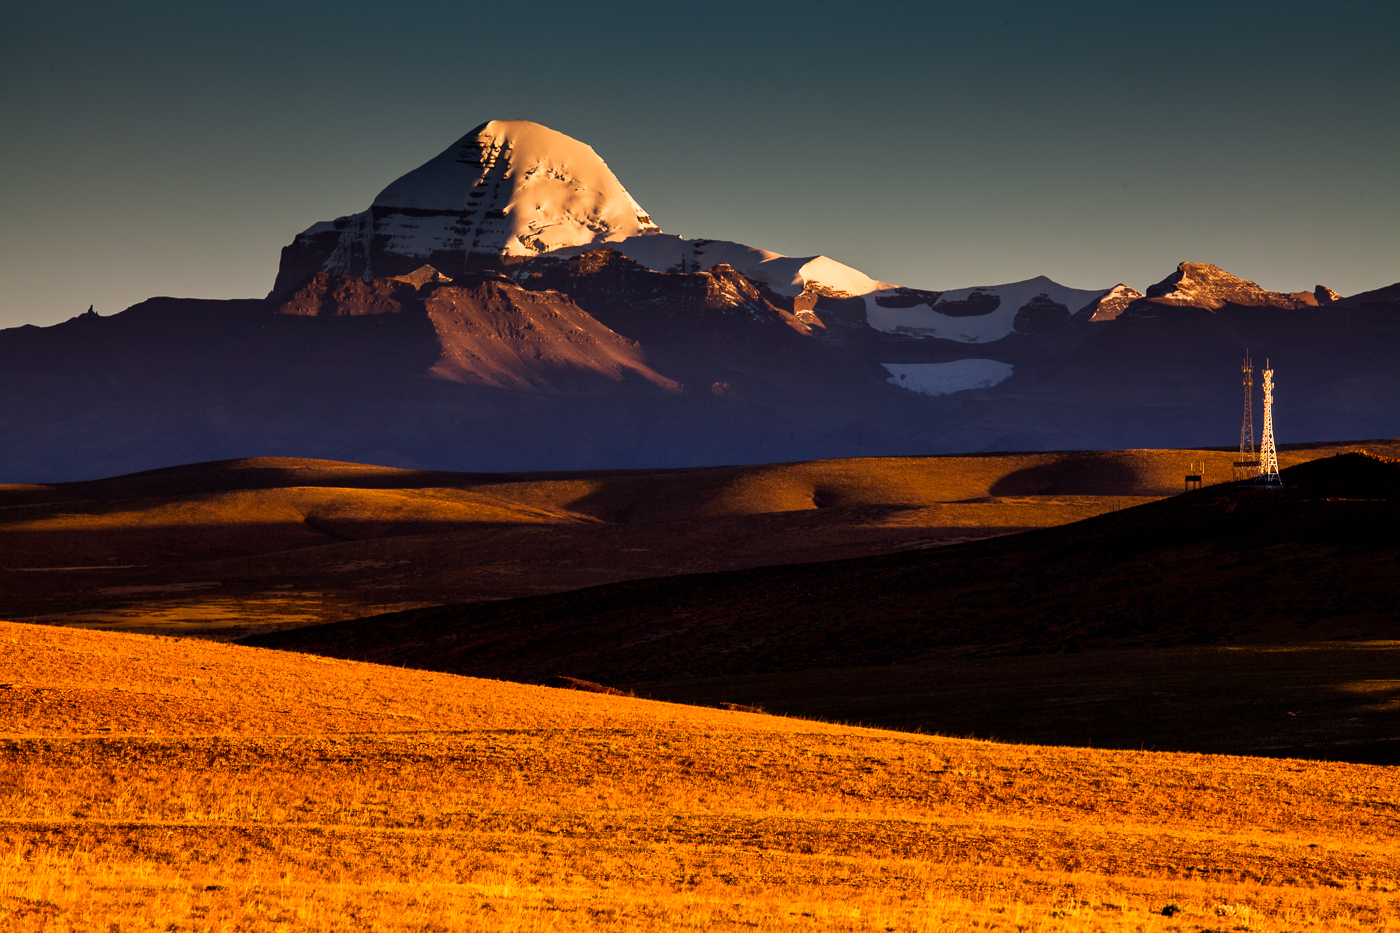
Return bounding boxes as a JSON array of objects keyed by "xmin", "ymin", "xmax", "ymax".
[
  {"xmin": 866, "ymin": 276, "xmax": 1110, "ymax": 343},
  {"xmin": 883, "ymin": 360, "xmax": 1014, "ymax": 395}
]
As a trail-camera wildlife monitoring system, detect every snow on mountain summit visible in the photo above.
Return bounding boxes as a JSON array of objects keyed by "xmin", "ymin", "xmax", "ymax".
[
  {"xmin": 268, "ymin": 118, "xmax": 1119, "ymax": 345},
  {"xmin": 271, "ymin": 120, "xmax": 661, "ymax": 294},
  {"xmin": 371, "ymin": 120, "xmax": 660, "ymax": 253}
]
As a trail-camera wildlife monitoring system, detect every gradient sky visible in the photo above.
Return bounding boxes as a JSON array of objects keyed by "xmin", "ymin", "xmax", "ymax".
[{"xmin": 2, "ymin": 0, "xmax": 1396, "ymax": 328}]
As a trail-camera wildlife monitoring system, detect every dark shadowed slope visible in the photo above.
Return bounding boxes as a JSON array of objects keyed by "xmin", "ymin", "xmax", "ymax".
[{"xmin": 243, "ymin": 452, "xmax": 1400, "ymax": 683}]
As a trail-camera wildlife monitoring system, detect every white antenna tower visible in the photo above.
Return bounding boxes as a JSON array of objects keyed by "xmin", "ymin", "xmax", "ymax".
[{"xmin": 1258, "ymin": 360, "xmax": 1280, "ymax": 485}]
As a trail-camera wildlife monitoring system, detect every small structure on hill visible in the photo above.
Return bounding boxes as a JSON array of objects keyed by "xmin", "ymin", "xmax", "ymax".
[{"xmin": 1184, "ymin": 462, "xmax": 1205, "ymax": 492}]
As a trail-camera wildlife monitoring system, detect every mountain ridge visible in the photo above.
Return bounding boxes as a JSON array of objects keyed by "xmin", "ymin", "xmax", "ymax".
[
  {"xmin": 3, "ymin": 118, "xmax": 1398, "ymax": 482},
  {"xmin": 1140, "ymin": 261, "xmax": 1323, "ymax": 311}
]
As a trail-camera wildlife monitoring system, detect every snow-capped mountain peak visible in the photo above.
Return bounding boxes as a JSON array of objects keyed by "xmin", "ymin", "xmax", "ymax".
[
  {"xmin": 372, "ymin": 120, "xmax": 659, "ymax": 252},
  {"xmin": 270, "ymin": 120, "xmax": 661, "ymax": 295}
]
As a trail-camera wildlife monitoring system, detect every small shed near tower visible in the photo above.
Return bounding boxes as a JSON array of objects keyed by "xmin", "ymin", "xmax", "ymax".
[{"xmin": 1184, "ymin": 461, "xmax": 1205, "ymax": 492}]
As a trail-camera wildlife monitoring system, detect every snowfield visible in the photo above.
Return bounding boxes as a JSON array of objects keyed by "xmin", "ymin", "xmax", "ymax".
[
  {"xmin": 866, "ymin": 276, "xmax": 1109, "ymax": 343},
  {"xmin": 882, "ymin": 360, "xmax": 1014, "ymax": 395}
]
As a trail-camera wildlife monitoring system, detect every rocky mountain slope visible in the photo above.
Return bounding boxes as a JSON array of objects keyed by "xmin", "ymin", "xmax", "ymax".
[
  {"xmin": 1138, "ymin": 262, "xmax": 1326, "ymax": 311},
  {"xmin": 279, "ymin": 269, "xmax": 679, "ymax": 393}
]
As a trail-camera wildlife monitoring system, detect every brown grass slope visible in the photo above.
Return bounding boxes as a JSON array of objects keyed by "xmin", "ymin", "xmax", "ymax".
[
  {"xmin": 14, "ymin": 444, "xmax": 1377, "ymax": 639},
  {"xmin": 243, "ymin": 452, "xmax": 1400, "ymax": 680},
  {"xmin": 2, "ymin": 620, "xmax": 1400, "ymax": 931}
]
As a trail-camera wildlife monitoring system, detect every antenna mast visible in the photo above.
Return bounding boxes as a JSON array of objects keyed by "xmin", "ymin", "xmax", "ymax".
[
  {"xmin": 1234, "ymin": 351, "xmax": 1256, "ymax": 481},
  {"xmin": 1258, "ymin": 360, "xmax": 1280, "ymax": 485}
]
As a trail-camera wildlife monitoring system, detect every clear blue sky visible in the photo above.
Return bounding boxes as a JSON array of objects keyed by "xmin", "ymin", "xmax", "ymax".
[{"xmin": 2, "ymin": 0, "xmax": 1396, "ymax": 327}]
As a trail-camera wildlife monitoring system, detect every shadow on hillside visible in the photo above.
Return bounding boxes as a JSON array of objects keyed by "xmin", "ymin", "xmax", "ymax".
[
  {"xmin": 630, "ymin": 642, "xmax": 1400, "ymax": 765},
  {"xmin": 990, "ymin": 455, "xmax": 1145, "ymax": 496}
]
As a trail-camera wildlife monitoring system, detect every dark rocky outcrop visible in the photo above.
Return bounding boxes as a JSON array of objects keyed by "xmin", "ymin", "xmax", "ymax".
[
  {"xmin": 930, "ymin": 290, "xmax": 1001, "ymax": 317},
  {"xmin": 1011, "ymin": 293, "xmax": 1072, "ymax": 334},
  {"xmin": 873, "ymin": 287, "xmax": 945, "ymax": 309},
  {"xmin": 276, "ymin": 271, "xmax": 427, "ymax": 317},
  {"xmin": 1314, "ymin": 285, "xmax": 1343, "ymax": 305}
]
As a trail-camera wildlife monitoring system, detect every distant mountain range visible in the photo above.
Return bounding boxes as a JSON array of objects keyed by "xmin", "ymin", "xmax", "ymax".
[{"xmin": 3, "ymin": 119, "xmax": 1397, "ymax": 482}]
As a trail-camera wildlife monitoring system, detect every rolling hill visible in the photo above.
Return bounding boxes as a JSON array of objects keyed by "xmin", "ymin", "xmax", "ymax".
[
  {"xmin": 1, "ymin": 619, "xmax": 1396, "ymax": 930},
  {"xmin": 1, "ymin": 442, "xmax": 1376, "ymax": 640},
  {"xmin": 246, "ymin": 451, "xmax": 1400, "ymax": 677},
  {"xmin": 242, "ymin": 449, "xmax": 1400, "ymax": 761}
]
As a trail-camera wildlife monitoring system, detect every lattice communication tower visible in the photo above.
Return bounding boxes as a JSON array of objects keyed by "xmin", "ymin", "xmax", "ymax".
[
  {"xmin": 1258, "ymin": 360, "xmax": 1280, "ymax": 485},
  {"xmin": 1234, "ymin": 352, "xmax": 1256, "ymax": 481}
]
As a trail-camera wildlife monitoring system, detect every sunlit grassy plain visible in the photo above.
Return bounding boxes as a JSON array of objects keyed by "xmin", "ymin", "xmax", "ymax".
[
  {"xmin": 1, "ymin": 621, "xmax": 1398, "ymax": 931},
  {"xmin": 5, "ymin": 441, "xmax": 1391, "ymax": 642}
]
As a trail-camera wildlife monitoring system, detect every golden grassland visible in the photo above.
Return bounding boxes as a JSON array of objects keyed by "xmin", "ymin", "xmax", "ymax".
[
  {"xmin": 1, "ymin": 621, "xmax": 1398, "ymax": 930},
  {"xmin": 6, "ymin": 441, "xmax": 1396, "ymax": 641}
]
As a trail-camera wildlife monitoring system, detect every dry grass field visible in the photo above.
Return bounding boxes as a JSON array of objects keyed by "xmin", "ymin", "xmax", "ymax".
[
  {"xmin": 2, "ymin": 441, "xmax": 1390, "ymax": 641},
  {"xmin": 2, "ymin": 620, "xmax": 1399, "ymax": 931}
]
